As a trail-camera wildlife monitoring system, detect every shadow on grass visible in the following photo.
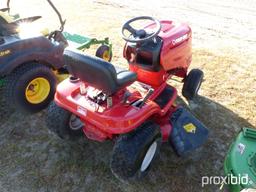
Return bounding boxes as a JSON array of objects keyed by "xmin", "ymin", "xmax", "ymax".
[
  {"xmin": 152, "ymin": 95, "xmax": 255, "ymax": 192},
  {"xmin": 58, "ymin": 95, "xmax": 255, "ymax": 192},
  {"xmin": 0, "ymin": 94, "xmax": 255, "ymax": 192},
  {"xmin": 180, "ymin": 95, "xmax": 255, "ymax": 140}
]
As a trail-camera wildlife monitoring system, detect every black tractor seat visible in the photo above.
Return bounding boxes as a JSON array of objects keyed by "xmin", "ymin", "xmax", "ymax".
[
  {"xmin": 64, "ymin": 49, "xmax": 137, "ymax": 95},
  {"xmin": 0, "ymin": 14, "xmax": 42, "ymax": 35}
]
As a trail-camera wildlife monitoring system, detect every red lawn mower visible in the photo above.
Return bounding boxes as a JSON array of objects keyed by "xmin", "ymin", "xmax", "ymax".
[{"xmin": 46, "ymin": 16, "xmax": 209, "ymax": 181}]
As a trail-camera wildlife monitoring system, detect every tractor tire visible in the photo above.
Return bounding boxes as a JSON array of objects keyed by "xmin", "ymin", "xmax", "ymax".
[
  {"xmin": 110, "ymin": 121, "xmax": 162, "ymax": 182},
  {"xmin": 3, "ymin": 63, "xmax": 57, "ymax": 113},
  {"xmin": 96, "ymin": 45, "xmax": 112, "ymax": 62},
  {"xmin": 182, "ymin": 69, "xmax": 204, "ymax": 100},
  {"xmin": 46, "ymin": 102, "xmax": 84, "ymax": 140}
]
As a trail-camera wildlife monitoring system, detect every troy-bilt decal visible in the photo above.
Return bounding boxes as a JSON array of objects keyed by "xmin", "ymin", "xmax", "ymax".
[
  {"xmin": 77, "ymin": 106, "xmax": 87, "ymax": 116},
  {"xmin": 172, "ymin": 34, "xmax": 189, "ymax": 45},
  {"xmin": 183, "ymin": 123, "xmax": 196, "ymax": 133},
  {"xmin": 0, "ymin": 49, "xmax": 11, "ymax": 57}
]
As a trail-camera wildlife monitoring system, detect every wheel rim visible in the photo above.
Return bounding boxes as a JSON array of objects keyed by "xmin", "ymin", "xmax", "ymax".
[
  {"xmin": 25, "ymin": 77, "xmax": 50, "ymax": 104},
  {"xmin": 69, "ymin": 114, "xmax": 84, "ymax": 130},
  {"xmin": 102, "ymin": 50, "xmax": 110, "ymax": 61},
  {"xmin": 140, "ymin": 141, "xmax": 157, "ymax": 172}
]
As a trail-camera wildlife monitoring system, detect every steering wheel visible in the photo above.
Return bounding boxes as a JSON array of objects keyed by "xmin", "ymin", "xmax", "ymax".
[{"xmin": 122, "ymin": 16, "xmax": 161, "ymax": 43}]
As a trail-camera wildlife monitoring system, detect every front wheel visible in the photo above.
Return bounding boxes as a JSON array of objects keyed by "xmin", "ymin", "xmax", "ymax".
[
  {"xmin": 182, "ymin": 69, "xmax": 204, "ymax": 100},
  {"xmin": 96, "ymin": 45, "xmax": 112, "ymax": 62},
  {"xmin": 3, "ymin": 63, "xmax": 57, "ymax": 113},
  {"xmin": 110, "ymin": 121, "xmax": 161, "ymax": 182}
]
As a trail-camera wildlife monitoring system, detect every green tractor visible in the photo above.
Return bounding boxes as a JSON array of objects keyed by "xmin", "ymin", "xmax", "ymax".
[
  {"xmin": 0, "ymin": 0, "xmax": 112, "ymax": 116},
  {"xmin": 224, "ymin": 127, "xmax": 256, "ymax": 191}
]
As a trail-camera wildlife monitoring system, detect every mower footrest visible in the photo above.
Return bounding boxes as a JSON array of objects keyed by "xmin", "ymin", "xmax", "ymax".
[
  {"xmin": 169, "ymin": 107, "xmax": 209, "ymax": 156},
  {"xmin": 154, "ymin": 85, "xmax": 175, "ymax": 109}
]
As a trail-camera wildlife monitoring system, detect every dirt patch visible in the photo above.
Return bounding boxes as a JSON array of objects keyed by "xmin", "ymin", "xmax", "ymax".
[{"xmin": 0, "ymin": 0, "xmax": 256, "ymax": 191}]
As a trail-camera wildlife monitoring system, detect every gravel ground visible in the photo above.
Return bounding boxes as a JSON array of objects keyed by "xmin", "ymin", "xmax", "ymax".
[{"xmin": 0, "ymin": 0, "xmax": 255, "ymax": 191}]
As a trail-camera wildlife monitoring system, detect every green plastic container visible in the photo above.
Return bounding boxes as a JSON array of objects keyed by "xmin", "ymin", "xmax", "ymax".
[{"xmin": 224, "ymin": 128, "xmax": 256, "ymax": 191}]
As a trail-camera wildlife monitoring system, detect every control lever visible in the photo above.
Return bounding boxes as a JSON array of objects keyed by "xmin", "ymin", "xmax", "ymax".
[
  {"xmin": 123, "ymin": 91, "xmax": 132, "ymax": 104},
  {"xmin": 138, "ymin": 88, "xmax": 154, "ymax": 108}
]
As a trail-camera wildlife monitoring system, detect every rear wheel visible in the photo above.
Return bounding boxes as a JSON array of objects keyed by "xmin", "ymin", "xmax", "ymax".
[
  {"xmin": 46, "ymin": 102, "xmax": 84, "ymax": 140},
  {"xmin": 96, "ymin": 45, "xmax": 112, "ymax": 62},
  {"xmin": 3, "ymin": 63, "xmax": 57, "ymax": 113},
  {"xmin": 110, "ymin": 121, "xmax": 161, "ymax": 182},
  {"xmin": 182, "ymin": 69, "xmax": 204, "ymax": 100}
]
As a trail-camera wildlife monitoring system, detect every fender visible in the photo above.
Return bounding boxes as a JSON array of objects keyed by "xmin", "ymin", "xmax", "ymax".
[{"xmin": 0, "ymin": 36, "xmax": 65, "ymax": 76}]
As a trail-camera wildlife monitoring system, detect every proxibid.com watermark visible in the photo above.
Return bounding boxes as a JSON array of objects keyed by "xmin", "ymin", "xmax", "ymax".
[{"xmin": 202, "ymin": 174, "xmax": 249, "ymax": 187}]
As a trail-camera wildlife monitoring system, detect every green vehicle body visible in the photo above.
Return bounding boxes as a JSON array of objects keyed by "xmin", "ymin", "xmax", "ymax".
[{"xmin": 224, "ymin": 127, "xmax": 256, "ymax": 191}]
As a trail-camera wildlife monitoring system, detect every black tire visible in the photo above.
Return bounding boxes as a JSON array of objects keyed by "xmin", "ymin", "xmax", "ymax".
[
  {"xmin": 3, "ymin": 63, "xmax": 57, "ymax": 113},
  {"xmin": 46, "ymin": 102, "xmax": 84, "ymax": 140},
  {"xmin": 110, "ymin": 121, "xmax": 162, "ymax": 182},
  {"xmin": 95, "ymin": 45, "xmax": 112, "ymax": 62},
  {"xmin": 182, "ymin": 69, "xmax": 204, "ymax": 100}
]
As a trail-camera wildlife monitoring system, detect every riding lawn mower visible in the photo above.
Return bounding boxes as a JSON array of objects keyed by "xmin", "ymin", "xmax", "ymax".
[
  {"xmin": 46, "ymin": 16, "xmax": 209, "ymax": 181},
  {"xmin": 0, "ymin": 0, "xmax": 112, "ymax": 115}
]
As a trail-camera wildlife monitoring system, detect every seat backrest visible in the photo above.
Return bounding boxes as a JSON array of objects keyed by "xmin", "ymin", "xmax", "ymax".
[{"xmin": 64, "ymin": 49, "xmax": 118, "ymax": 95}]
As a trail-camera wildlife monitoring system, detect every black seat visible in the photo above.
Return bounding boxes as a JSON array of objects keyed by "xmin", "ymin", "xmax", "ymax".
[
  {"xmin": 64, "ymin": 49, "xmax": 137, "ymax": 95},
  {"xmin": 0, "ymin": 15, "xmax": 42, "ymax": 35}
]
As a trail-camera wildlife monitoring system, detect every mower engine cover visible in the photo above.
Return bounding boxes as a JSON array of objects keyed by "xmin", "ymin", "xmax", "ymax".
[
  {"xmin": 169, "ymin": 107, "xmax": 209, "ymax": 156},
  {"xmin": 224, "ymin": 128, "xmax": 256, "ymax": 191}
]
